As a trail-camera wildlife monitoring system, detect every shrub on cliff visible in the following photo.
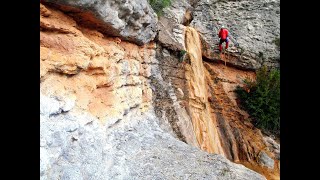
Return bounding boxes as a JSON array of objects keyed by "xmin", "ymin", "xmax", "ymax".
[
  {"xmin": 148, "ymin": 0, "xmax": 171, "ymax": 16},
  {"xmin": 235, "ymin": 66, "xmax": 280, "ymax": 134}
]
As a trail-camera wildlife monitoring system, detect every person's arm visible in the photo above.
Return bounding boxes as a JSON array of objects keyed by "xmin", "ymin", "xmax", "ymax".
[{"xmin": 218, "ymin": 30, "xmax": 221, "ymax": 38}]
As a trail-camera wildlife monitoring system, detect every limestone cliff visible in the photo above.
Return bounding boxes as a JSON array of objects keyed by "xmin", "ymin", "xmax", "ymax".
[
  {"xmin": 191, "ymin": 0, "xmax": 280, "ymax": 69},
  {"xmin": 40, "ymin": 2, "xmax": 154, "ymax": 122},
  {"xmin": 40, "ymin": 0, "xmax": 280, "ymax": 179},
  {"xmin": 152, "ymin": 0, "xmax": 280, "ymax": 179},
  {"xmin": 41, "ymin": 0, "xmax": 158, "ymax": 45},
  {"xmin": 153, "ymin": 24, "xmax": 279, "ymax": 179}
]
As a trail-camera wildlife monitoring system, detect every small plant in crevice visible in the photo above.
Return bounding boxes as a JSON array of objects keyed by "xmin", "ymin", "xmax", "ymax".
[
  {"xmin": 178, "ymin": 50, "xmax": 187, "ymax": 63},
  {"xmin": 147, "ymin": 0, "xmax": 171, "ymax": 16},
  {"xmin": 235, "ymin": 66, "xmax": 280, "ymax": 135}
]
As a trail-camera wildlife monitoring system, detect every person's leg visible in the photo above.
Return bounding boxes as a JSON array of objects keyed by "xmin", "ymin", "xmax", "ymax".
[
  {"xmin": 219, "ymin": 44, "xmax": 222, "ymax": 51},
  {"xmin": 225, "ymin": 38, "xmax": 229, "ymax": 49},
  {"xmin": 219, "ymin": 39, "xmax": 223, "ymax": 51}
]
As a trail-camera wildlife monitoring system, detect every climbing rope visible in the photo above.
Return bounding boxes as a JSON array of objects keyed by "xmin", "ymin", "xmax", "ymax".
[{"xmin": 220, "ymin": 48, "xmax": 228, "ymax": 66}]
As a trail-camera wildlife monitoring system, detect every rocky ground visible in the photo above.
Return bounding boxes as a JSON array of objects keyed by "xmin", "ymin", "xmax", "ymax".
[{"xmin": 41, "ymin": 102, "xmax": 265, "ymax": 179}]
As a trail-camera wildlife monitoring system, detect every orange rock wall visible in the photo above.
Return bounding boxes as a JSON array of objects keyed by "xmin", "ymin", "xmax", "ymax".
[{"xmin": 40, "ymin": 3, "xmax": 154, "ymax": 123}]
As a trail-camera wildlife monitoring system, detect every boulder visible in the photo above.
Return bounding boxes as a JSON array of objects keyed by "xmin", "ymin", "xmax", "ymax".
[{"xmin": 42, "ymin": 0, "xmax": 158, "ymax": 45}]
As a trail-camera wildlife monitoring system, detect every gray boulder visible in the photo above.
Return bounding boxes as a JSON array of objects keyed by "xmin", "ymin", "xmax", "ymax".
[
  {"xmin": 42, "ymin": 0, "xmax": 158, "ymax": 45},
  {"xmin": 258, "ymin": 151, "xmax": 275, "ymax": 169}
]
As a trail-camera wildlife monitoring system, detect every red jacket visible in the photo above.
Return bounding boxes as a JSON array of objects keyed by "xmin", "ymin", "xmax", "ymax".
[{"xmin": 218, "ymin": 29, "xmax": 228, "ymax": 40}]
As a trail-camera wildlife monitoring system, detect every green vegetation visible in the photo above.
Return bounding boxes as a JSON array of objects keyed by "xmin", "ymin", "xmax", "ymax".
[
  {"xmin": 147, "ymin": 0, "xmax": 171, "ymax": 16},
  {"xmin": 178, "ymin": 50, "xmax": 187, "ymax": 62},
  {"xmin": 235, "ymin": 66, "xmax": 280, "ymax": 134}
]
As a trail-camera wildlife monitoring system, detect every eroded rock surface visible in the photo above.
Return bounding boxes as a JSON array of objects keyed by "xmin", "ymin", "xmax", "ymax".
[
  {"xmin": 40, "ymin": 3, "xmax": 266, "ymax": 180},
  {"xmin": 157, "ymin": 0, "xmax": 192, "ymax": 51},
  {"xmin": 42, "ymin": 0, "xmax": 158, "ymax": 45},
  {"xmin": 190, "ymin": 0, "xmax": 280, "ymax": 69},
  {"xmin": 41, "ymin": 100, "xmax": 265, "ymax": 180}
]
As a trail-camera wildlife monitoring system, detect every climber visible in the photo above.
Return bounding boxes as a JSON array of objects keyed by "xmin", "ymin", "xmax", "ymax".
[{"xmin": 218, "ymin": 25, "xmax": 229, "ymax": 52}]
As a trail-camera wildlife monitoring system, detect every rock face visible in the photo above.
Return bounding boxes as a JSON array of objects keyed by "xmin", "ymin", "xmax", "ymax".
[
  {"xmin": 42, "ymin": 0, "xmax": 158, "ymax": 45},
  {"xmin": 190, "ymin": 0, "xmax": 280, "ymax": 69},
  {"xmin": 184, "ymin": 27, "xmax": 225, "ymax": 154},
  {"xmin": 157, "ymin": 0, "xmax": 192, "ymax": 51},
  {"xmin": 152, "ymin": 23, "xmax": 279, "ymax": 179},
  {"xmin": 258, "ymin": 151, "xmax": 275, "ymax": 169},
  {"xmin": 203, "ymin": 61, "xmax": 281, "ymax": 180},
  {"xmin": 40, "ymin": 3, "xmax": 266, "ymax": 179},
  {"xmin": 263, "ymin": 136, "xmax": 280, "ymax": 160},
  {"xmin": 41, "ymin": 100, "xmax": 265, "ymax": 180},
  {"xmin": 181, "ymin": 26, "xmax": 270, "ymax": 167},
  {"xmin": 151, "ymin": 45, "xmax": 199, "ymax": 147},
  {"xmin": 155, "ymin": 0, "xmax": 280, "ymax": 70},
  {"xmin": 40, "ymin": 3, "xmax": 155, "ymax": 123}
]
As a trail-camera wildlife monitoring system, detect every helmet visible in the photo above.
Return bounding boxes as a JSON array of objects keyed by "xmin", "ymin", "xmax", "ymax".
[{"xmin": 221, "ymin": 25, "xmax": 225, "ymax": 29}]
